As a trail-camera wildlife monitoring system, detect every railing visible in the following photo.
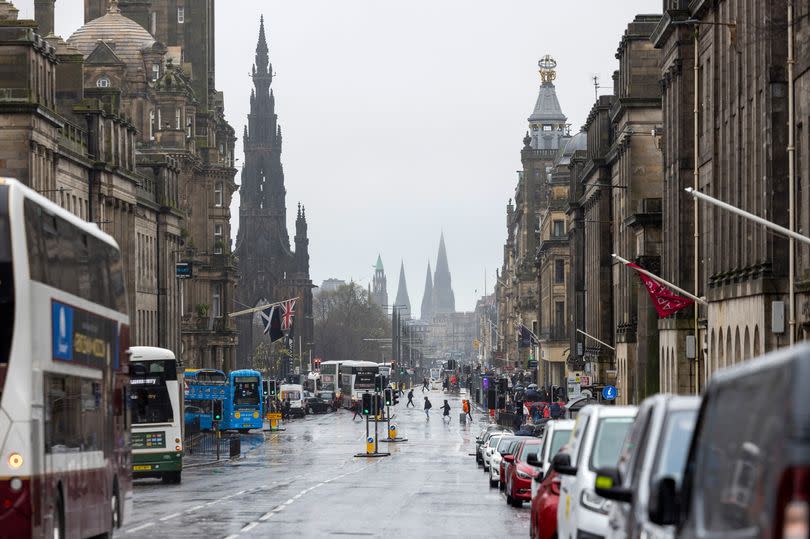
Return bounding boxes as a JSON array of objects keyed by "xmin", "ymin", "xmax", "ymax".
[{"xmin": 184, "ymin": 418, "xmax": 241, "ymax": 460}]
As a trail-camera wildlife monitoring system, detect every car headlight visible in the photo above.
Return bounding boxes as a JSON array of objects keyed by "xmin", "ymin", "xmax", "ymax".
[
  {"xmin": 516, "ymin": 469, "xmax": 532, "ymax": 479},
  {"xmin": 580, "ymin": 489, "xmax": 612, "ymax": 515}
]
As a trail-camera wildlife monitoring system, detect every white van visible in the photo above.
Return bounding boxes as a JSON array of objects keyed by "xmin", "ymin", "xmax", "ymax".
[
  {"xmin": 280, "ymin": 383, "xmax": 305, "ymax": 417},
  {"xmin": 554, "ymin": 405, "xmax": 637, "ymax": 539}
]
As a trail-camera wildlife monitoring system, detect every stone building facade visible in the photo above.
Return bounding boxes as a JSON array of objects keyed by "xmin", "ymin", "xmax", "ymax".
[{"xmin": 608, "ymin": 15, "xmax": 663, "ymax": 404}]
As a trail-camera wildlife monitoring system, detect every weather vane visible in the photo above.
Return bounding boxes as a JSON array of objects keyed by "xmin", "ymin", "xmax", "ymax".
[{"xmin": 538, "ymin": 55, "xmax": 557, "ymax": 84}]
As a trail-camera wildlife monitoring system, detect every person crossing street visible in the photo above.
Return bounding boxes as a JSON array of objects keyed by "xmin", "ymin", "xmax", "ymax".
[
  {"xmin": 423, "ymin": 396, "xmax": 432, "ymax": 420},
  {"xmin": 407, "ymin": 389, "xmax": 415, "ymax": 407},
  {"xmin": 422, "ymin": 377, "xmax": 429, "ymax": 392},
  {"xmin": 440, "ymin": 399, "xmax": 451, "ymax": 422}
]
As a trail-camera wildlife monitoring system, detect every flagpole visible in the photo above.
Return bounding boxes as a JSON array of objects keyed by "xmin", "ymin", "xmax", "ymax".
[
  {"xmin": 228, "ymin": 296, "xmax": 301, "ymax": 318},
  {"xmin": 576, "ymin": 328, "xmax": 616, "ymax": 351},
  {"xmin": 611, "ymin": 254, "xmax": 708, "ymax": 305}
]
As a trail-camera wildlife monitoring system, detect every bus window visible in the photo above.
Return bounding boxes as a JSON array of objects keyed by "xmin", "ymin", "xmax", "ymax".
[
  {"xmin": 130, "ymin": 363, "xmax": 174, "ymax": 425},
  {"xmin": 45, "ymin": 375, "xmax": 104, "ymax": 453},
  {"xmin": 233, "ymin": 376, "xmax": 260, "ymax": 406},
  {"xmin": 131, "ymin": 360, "xmax": 178, "ymax": 380}
]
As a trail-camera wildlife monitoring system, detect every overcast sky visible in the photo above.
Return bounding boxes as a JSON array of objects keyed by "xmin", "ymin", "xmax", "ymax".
[{"xmin": 32, "ymin": 1, "xmax": 656, "ymax": 313}]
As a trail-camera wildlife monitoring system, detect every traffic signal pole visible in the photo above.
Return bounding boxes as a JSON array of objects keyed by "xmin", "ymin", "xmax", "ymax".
[{"xmin": 354, "ymin": 392, "xmax": 390, "ymax": 458}]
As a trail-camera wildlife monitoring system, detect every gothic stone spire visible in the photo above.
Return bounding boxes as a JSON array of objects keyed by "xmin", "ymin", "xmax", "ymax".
[
  {"xmin": 394, "ymin": 260, "xmax": 411, "ymax": 319},
  {"xmin": 432, "ymin": 233, "xmax": 455, "ymax": 315},
  {"xmin": 420, "ymin": 261, "xmax": 434, "ymax": 322}
]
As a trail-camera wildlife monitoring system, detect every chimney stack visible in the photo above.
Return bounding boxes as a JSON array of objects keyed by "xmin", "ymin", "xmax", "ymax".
[{"xmin": 34, "ymin": 0, "xmax": 55, "ymax": 36}]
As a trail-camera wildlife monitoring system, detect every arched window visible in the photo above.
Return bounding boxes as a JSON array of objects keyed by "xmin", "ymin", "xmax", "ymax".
[{"xmin": 96, "ymin": 77, "xmax": 110, "ymax": 88}]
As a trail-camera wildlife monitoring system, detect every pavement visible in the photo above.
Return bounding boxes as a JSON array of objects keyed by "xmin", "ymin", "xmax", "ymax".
[{"xmin": 121, "ymin": 389, "xmax": 530, "ymax": 538}]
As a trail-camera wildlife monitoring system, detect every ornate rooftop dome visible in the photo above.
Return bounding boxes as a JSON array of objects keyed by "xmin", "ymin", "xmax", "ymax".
[{"xmin": 66, "ymin": 1, "xmax": 155, "ymax": 67}]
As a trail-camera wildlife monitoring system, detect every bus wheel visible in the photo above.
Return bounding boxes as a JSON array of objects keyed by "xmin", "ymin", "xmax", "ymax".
[
  {"xmin": 239, "ymin": 429, "xmax": 250, "ymax": 434},
  {"xmin": 53, "ymin": 489, "xmax": 65, "ymax": 539},
  {"xmin": 162, "ymin": 471, "xmax": 181, "ymax": 484}
]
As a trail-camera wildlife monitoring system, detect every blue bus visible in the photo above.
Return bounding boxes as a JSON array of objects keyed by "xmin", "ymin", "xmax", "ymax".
[{"xmin": 184, "ymin": 369, "xmax": 263, "ymax": 432}]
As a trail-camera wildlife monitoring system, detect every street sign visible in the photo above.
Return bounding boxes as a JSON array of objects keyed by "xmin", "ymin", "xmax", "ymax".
[
  {"xmin": 266, "ymin": 412, "xmax": 282, "ymax": 420},
  {"xmin": 175, "ymin": 262, "xmax": 192, "ymax": 279},
  {"xmin": 602, "ymin": 385, "xmax": 617, "ymax": 401}
]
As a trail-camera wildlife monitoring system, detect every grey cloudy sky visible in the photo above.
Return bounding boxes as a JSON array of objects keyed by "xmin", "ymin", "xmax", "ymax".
[{"xmin": 33, "ymin": 1, "xmax": 656, "ymax": 313}]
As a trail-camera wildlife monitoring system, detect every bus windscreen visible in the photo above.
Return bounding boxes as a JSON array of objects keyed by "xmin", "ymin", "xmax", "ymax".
[
  {"xmin": 130, "ymin": 378, "xmax": 173, "ymax": 424},
  {"xmin": 234, "ymin": 377, "xmax": 260, "ymax": 406}
]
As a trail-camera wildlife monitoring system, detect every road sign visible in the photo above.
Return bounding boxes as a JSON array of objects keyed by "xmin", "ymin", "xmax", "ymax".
[
  {"xmin": 266, "ymin": 412, "xmax": 282, "ymax": 420},
  {"xmin": 175, "ymin": 262, "xmax": 192, "ymax": 279},
  {"xmin": 602, "ymin": 385, "xmax": 617, "ymax": 401}
]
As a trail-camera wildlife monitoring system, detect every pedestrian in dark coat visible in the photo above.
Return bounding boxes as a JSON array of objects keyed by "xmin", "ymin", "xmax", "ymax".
[
  {"xmin": 407, "ymin": 389, "xmax": 415, "ymax": 407},
  {"xmin": 440, "ymin": 400, "xmax": 451, "ymax": 421},
  {"xmin": 424, "ymin": 396, "xmax": 432, "ymax": 420}
]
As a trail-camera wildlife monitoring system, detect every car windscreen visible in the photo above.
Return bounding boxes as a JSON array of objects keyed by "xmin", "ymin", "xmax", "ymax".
[
  {"xmin": 589, "ymin": 417, "xmax": 635, "ymax": 471},
  {"xmin": 650, "ymin": 409, "xmax": 697, "ymax": 489},
  {"xmin": 549, "ymin": 429, "xmax": 572, "ymax": 459},
  {"xmin": 496, "ymin": 437, "xmax": 515, "ymax": 453}
]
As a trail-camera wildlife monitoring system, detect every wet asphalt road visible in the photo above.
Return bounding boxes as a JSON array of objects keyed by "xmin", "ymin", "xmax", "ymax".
[{"xmin": 122, "ymin": 389, "xmax": 529, "ymax": 538}]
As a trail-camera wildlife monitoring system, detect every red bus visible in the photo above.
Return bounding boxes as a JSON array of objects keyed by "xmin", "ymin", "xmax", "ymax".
[{"xmin": 0, "ymin": 178, "xmax": 131, "ymax": 538}]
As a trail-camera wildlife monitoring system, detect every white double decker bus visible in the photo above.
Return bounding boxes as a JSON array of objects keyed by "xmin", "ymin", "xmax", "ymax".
[
  {"xmin": 129, "ymin": 347, "xmax": 183, "ymax": 484},
  {"xmin": 1, "ymin": 178, "xmax": 131, "ymax": 538}
]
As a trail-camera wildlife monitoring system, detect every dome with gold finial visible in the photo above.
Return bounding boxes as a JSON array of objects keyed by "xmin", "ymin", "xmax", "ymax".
[{"xmin": 66, "ymin": 0, "xmax": 156, "ymax": 68}]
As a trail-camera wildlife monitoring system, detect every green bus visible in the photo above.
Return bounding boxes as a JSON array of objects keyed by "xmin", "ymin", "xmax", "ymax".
[{"xmin": 129, "ymin": 347, "xmax": 184, "ymax": 483}]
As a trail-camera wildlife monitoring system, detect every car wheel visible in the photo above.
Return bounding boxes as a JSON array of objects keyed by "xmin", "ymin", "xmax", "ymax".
[
  {"xmin": 111, "ymin": 482, "xmax": 120, "ymax": 530},
  {"xmin": 506, "ymin": 492, "xmax": 513, "ymax": 505},
  {"xmin": 489, "ymin": 478, "xmax": 497, "ymax": 488},
  {"xmin": 53, "ymin": 488, "xmax": 65, "ymax": 539},
  {"xmin": 512, "ymin": 498, "xmax": 523, "ymax": 508}
]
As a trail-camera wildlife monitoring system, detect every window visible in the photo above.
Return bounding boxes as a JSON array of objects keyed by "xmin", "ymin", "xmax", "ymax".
[
  {"xmin": 233, "ymin": 376, "xmax": 260, "ymax": 406},
  {"xmin": 214, "ymin": 182, "xmax": 223, "ymax": 207},
  {"xmin": 555, "ymin": 301, "xmax": 565, "ymax": 330},
  {"xmin": 96, "ymin": 77, "xmax": 110, "ymax": 88},
  {"xmin": 212, "ymin": 283, "xmax": 222, "ymax": 317},
  {"xmin": 149, "ymin": 110, "xmax": 155, "ymax": 140},
  {"xmin": 177, "ymin": 7, "xmax": 184, "ymax": 23},
  {"xmin": 151, "ymin": 63, "xmax": 160, "ymax": 81},
  {"xmin": 45, "ymin": 375, "xmax": 104, "ymax": 453},
  {"xmin": 175, "ymin": 108, "xmax": 181, "ymax": 130},
  {"xmin": 555, "ymin": 259, "xmax": 565, "ymax": 283},
  {"xmin": 589, "ymin": 417, "xmax": 636, "ymax": 471},
  {"xmin": 553, "ymin": 219, "xmax": 565, "ymax": 237},
  {"xmin": 543, "ymin": 125, "xmax": 552, "ymax": 131},
  {"xmin": 214, "ymin": 223, "xmax": 224, "ymax": 254}
]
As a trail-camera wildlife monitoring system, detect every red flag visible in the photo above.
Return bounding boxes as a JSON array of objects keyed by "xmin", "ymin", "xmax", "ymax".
[
  {"xmin": 627, "ymin": 263, "xmax": 694, "ymax": 318},
  {"xmin": 281, "ymin": 298, "xmax": 296, "ymax": 330}
]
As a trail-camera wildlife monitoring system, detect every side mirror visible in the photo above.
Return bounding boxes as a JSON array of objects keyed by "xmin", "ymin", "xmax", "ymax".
[
  {"xmin": 533, "ymin": 466, "xmax": 545, "ymax": 483},
  {"xmin": 526, "ymin": 452, "xmax": 541, "ymax": 466},
  {"xmin": 594, "ymin": 467, "xmax": 633, "ymax": 503},
  {"xmin": 552, "ymin": 452, "xmax": 577, "ymax": 476},
  {"xmin": 503, "ymin": 454, "xmax": 515, "ymax": 463},
  {"xmin": 649, "ymin": 477, "xmax": 679, "ymax": 525}
]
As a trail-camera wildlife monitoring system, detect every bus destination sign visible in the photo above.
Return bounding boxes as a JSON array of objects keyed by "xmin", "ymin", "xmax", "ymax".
[{"xmin": 52, "ymin": 300, "xmax": 117, "ymax": 370}]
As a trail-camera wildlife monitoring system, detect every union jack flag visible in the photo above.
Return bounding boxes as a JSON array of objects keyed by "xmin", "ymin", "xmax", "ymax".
[{"xmin": 281, "ymin": 298, "xmax": 296, "ymax": 331}]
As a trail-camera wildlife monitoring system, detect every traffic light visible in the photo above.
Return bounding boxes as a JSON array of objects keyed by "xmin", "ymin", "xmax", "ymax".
[
  {"xmin": 384, "ymin": 388, "xmax": 393, "ymax": 406},
  {"xmin": 374, "ymin": 394, "xmax": 383, "ymax": 415},
  {"xmin": 374, "ymin": 375, "xmax": 383, "ymax": 392},
  {"xmin": 392, "ymin": 390, "xmax": 399, "ymax": 406},
  {"xmin": 212, "ymin": 399, "xmax": 223, "ymax": 421},
  {"xmin": 268, "ymin": 380, "xmax": 277, "ymax": 397},
  {"xmin": 362, "ymin": 393, "xmax": 372, "ymax": 415}
]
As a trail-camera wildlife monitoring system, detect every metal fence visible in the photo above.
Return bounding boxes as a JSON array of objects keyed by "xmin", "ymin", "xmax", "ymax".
[{"xmin": 184, "ymin": 418, "xmax": 241, "ymax": 460}]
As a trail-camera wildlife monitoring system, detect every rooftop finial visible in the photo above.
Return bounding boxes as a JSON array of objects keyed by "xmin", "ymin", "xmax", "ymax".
[
  {"xmin": 538, "ymin": 54, "xmax": 557, "ymax": 84},
  {"xmin": 108, "ymin": 0, "xmax": 121, "ymax": 14}
]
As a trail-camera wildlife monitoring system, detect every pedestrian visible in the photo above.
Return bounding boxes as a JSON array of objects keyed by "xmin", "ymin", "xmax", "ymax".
[
  {"xmin": 422, "ymin": 377, "xmax": 429, "ymax": 392},
  {"xmin": 440, "ymin": 399, "xmax": 451, "ymax": 421},
  {"xmin": 407, "ymin": 389, "xmax": 415, "ymax": 407},
  {"xmin": 352, "ymin": 399, "xmax": 362, "ymax": 420},
  {"xmin": 424, "ymin": 396, "xmax": 432, "ymax": 420},
  {"xmin": 462, "ymin": 399, "xmax": 472, "ymax": 421}
]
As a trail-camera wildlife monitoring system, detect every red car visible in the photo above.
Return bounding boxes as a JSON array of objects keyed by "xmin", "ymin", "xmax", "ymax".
[
  {"xmin": 503, "ymin": 439, "xmax": 541, "ymax": 507},
  {"xmin": 530, "ymin": 470, "xmax": 561, "ymax": 539}
]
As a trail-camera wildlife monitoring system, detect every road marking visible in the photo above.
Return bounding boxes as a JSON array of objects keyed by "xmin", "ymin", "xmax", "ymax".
[
  {"xmin": 241, "ymin": 522, "xmax": 259, "ymax": 532},
  {"xmin": 186, "ymin": 505, "xmax": 206, "ymax": 512},
  {"xmin": 126, "ymin": 522, "xmax": 155, "ymax": 534},
  {"xmin": 258, "ymin": 512, "xmax": 273, "ymax": 521},
  {"xmin": 273, "ymin": 506, "xmax": 284, "ymax": 512},
  {"xmin": 223, "ymin": 535, "xmax": 240, "ymax": 539},
  {"xmin": 292, "ymin": 493, "xmax": 302, "ymax": 500},
  {"xmin": 159, "ymin": 512, "xmax": 182, "ymax": 521},
  {"xmin": 284, "ymin": 498, "xmax": 294, "ymax": 505}
]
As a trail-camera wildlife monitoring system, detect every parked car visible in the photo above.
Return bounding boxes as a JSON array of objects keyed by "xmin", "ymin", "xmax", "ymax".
[
  {"xmin": 279, "ymin": 383, "xmax": 306, "ymax": 418},
  {"xmin": 530, "ymin": 419, "xmax": 574, "ymax": 499},
  {"xmin": 531, "ymin": 468, "xmax": 563, "ymax": 539},
  {"xmin": 594, "ymin": 394, "xmax": 699, "ymax": 539},
  {"xmin": 503, "ymin": 438, "xmax": 543, "ymax": 507},
  {"xmin": 305, "ymin": 391, "xmax": 336, "ymax": 414},
  {"xmin": 554, "ymin": 404, "xmax": 637, "ymax": 539},
  {"xmin": 649, "ymin": 343, "xmax": 810, "ymax": 539},
  {"xmin": 477, "ymin": 427, "xmax": 508, "ymax": 466},
  {"xmin": 483, "ymin": 433, "xmax": 506, "ymax": 472},
  {"xmin": 489, "ymin": 436, "xmax": 519, "ymax": 488},
  {"xmin": 317, "ymin": 390, "xmax": 339, "ymax": 411}
]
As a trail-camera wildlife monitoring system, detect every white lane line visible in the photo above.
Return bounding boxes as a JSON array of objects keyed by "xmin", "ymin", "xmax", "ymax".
[
  {"xmin": 223, "ymin": 535, "xmax": 240, "ymax": 539},
  {"xmin": 186, "ymin": 505, "xmax": 206, "ymax": 512},
  {"xmin": 292, "ymin": 493, "xmax": 302, "ymax": 500},
  {"xmin": 159, "ymin": 512, "xmax": 182, "ymax": 521},
  {"xmin": 272, "ymin": 506, "xmax": 284, "ymax": 512},
  {"xmin": 241, "ymin": 522, "xmax": 259, "ymax": 533},
  {"xmin": 258, "ymin": 512, "xmax": 273, "ymax": 522},
  {"xmin": 126, "ymin": 522, "xmax": 155, "ymax": 534},
  {"xmin": 283, "ymin": 498, "xmax": 294, "ymax": 505}
]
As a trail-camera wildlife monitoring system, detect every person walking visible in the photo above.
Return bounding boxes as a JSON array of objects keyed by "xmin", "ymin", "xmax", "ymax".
[
  {"xmin": 352, "ymin": 399, "xmax": 362, "ymax": 420},
  {"xmin": 440, "ymin": 399, "xmax": 451, "ymax": 421},
  {"xmin": 422, "ymin": 377, "xmax": 429, "ymax": 392},
  {"xmin": 462, "ymin": 399, "xmax": 472, "ymax": 421},
  {"xmin": 407, "ymin": 389, "xmax": 415, "ymax": 407},
  {"xmin": 423, "ymin": 396, "xmax": 432, "ymax": 420}
]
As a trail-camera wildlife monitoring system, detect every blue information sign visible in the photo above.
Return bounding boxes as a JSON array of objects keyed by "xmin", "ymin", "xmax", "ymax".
[{"xmin": 602, "ymin": 385, "xmax": 617, "ymax": 401}]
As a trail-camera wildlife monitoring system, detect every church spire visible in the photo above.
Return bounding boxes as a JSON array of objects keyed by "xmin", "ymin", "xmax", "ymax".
[
  {"xmin": 420, "ymin": 261, "xmax": 434, "ymax": 322},
  {"xmin": 255, "ymin": 15, "xmax": 269, "ymax": 75},
  {"xmin": 394, "ymin": 260, "xmax": 411, "ymax": 319},
  {"xmin": 432, "ymin": 233, "xmax": 455, "ymax": 315},
  {"xmin": 371, "ymin": 254, "xmax": 388, "ymax": 309}
]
